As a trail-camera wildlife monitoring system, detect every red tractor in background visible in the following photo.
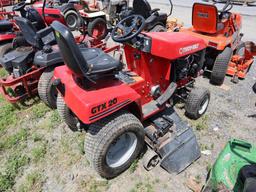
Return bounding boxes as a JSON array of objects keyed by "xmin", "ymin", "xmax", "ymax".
[
  {"xmin": 182, "ymin": 0, "xmax": 255, "ymax": 85},
  {"xmin": 0, "ymin": 0, "xmax": 113, "ymax": 107},
  {"xmin": 0, "ymin": 0, "xmax": 53, "ymax": 56},
  {"xmin": 0, "ymin": 1, "xmax": 18, "ymax": 56},
  {"xmin": 51, "ymin": 13, "xmax": 211, "ymax": 178}
]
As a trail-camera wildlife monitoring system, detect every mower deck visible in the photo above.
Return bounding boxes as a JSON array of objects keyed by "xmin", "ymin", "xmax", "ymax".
[
  {"xmin": 144, "ymin": 107, "xmax": 201, "ymax": 173},
  {"xmin": 0, "ymin": 67, "xmax": 45, "ymax": 103},
  {"xmin": 227, "ymin": 53, "xmax": 254, "ymax": 79}
]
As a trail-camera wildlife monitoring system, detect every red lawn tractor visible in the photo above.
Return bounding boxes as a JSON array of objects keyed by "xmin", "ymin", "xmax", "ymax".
[
  {"xmin": 0, "ymin": 0, "xmax": 114, "ymax": 107},
  {"xmin": 182, "ymin": 0, "xmax": 255, "ymax": 85},
  {"xmin": 52, "ymin": 14, "xmax": 211, "ymax": 178},
  {"xmin": 0, "ymin": 14, "xmax": 112, "ymax": 107},
  {"xmin": 0, "ymin": 0, "xmax": 53, "ymax": 56},
  {"xmin": 0, "ymin": 2, "xmax": 18, "ymax": 55}
]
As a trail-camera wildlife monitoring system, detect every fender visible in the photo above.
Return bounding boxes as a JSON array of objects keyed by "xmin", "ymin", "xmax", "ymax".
[
  {"xmin": 54, "ymin": 66, "xmax": 142, "ymax": 124},
  {"xmin": 59, "ymin": 3, "xmax": 75, "ymax": 14}
]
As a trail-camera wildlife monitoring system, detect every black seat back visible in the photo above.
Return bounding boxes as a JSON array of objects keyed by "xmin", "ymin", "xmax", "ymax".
[
  {"xmin": 26, "ymin": 8, "xmax": 46, "ymax": 31},
  {"xmin": 0, "ymin": 20, "xmax": 13, "ymax": 32},
  {"xmin": 51, "ymin": 21, "xmax": 88, "ymax": 76},
  {"xmin": 133, "ymin": 0, "xmax": 151, "ymax": 18},
  {"xmin": 15, "ymin": 17, "xmax": 45, "ymax": 49}
]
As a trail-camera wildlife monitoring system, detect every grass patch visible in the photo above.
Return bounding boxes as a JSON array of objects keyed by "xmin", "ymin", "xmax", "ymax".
[
  {"xmin": 0, "ymin": 96, "xmax": 18, "ymax": 133},
  {"xmin": 31, "ymin": 133, "xmax": 44, "ymax": 143},
  {"xmin": 31, "ymin": 103, "xmax": 50, "ymax": 119},
  {"xmin": 0, "ymin": 129, "xmax": 28, "ymax": 151},
  {"xmin": 0, "ymin": 68, "xmax": 8, "ymax": 78},
  {"xmin": 80, "ymin": 177, "xmax": 109, "ymax": 192},
  {"xmin": 129, "ymin": 159, "xmax": 139, "ymax": 174},
  {"xmin": 192, "ymin": 115, "xmax": 209, "ymax": 131},
  {"xmin": 18, "ymin": 171, "xmax": 45, "ymax": 192},
  {"xmin": 130, "ymin": 181, "xmax": 154, "ymax": 192},
  {"xmin": 48, "ymin": 110, "xmax": 62, "ymax": 129},
  {"xmin": 0, "ymin": 153, "xmax": 30, "ymax": 191},
  {"xmin": 31, "ymin": 143, "xmax": 47, "ymax": 162},
  {"xmin": 77, "ymin": 133, "xmax": 85, "ymax": 155}
]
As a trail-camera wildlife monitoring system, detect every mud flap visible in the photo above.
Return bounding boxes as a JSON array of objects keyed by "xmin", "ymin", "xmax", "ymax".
[
  {"xmin": 145, "ymin": 107, "xmax": 201, "ymax": 174},
  {"xmin": 159, "ymin": 126, "xmax": 201, "ymax": 173}
]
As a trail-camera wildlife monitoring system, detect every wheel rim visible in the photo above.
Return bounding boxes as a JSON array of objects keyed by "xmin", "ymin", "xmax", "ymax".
[
  {"xmin": 66, "ymin": 14, "xmax": 77, "ymax": 29},
  {"xmin": 198, "ymin": 96, "xmax": 209, "ymax": 115},
  {"xmin": 106, "ymin": 132, "xmax": 137, "ymax": 168},
  {"xmin": 92, "ymin": 22, "xmax": 106, "ymax": 39}
]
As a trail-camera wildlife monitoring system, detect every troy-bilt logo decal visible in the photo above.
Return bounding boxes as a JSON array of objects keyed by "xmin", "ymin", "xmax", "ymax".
[
  {"xmin": 198, "ymin": 12, "xmax": 209, "ymax": 18},
  {"xmin": 179, "ymin": 44, "xmax": 199, "ymax": 55},
  {"xmin": 91, "ymin": 98, "xmax": 118, "ymax": 115}
]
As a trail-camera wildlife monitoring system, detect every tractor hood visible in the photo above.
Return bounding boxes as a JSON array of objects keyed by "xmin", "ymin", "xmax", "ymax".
[{"xmin": 145, "ymin": 32, "xmax": 206, "ymax": 60}]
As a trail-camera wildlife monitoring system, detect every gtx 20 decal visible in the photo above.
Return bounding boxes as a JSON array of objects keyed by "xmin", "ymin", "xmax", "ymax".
[
  {"xmin": 89, "ymin": 99, "xmax": 131, "ymax": 121},
  {"xmin": 91, "ymin": 98, "xmax": 118, "ymax": 115}
]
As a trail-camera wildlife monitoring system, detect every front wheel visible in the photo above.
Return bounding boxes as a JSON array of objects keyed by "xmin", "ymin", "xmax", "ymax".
[
  {"xmin": 84, "ymin": 110, "xmax": 145, "ymax": 179},
  {"xmin": 64, "ymin": 10, "xmax": 80, "ymax": 31},
  {"xmin": 185, "ymin": 87, "xmax": 210, "ymax": 120}
]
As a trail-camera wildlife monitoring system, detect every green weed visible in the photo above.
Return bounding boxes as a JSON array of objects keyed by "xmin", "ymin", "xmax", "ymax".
[
  {"xmin": 31, "ymin": 143, "xmax": 47, "ymax": 162},
  {"xmin": 130, "ymin": 181, "xmax": 154, "ymax": 192},
  {"xmin": 31, "ymin": 103, "xmax": 50, "ymax": 119},
  {"xmin": 0, "ymin": 153, "xmax": 30, "ymax": 191},
  {"xmin": 0, "ymin": 129, "xmax": 28, "ymax": 151},
  {"xmin": 18, "ymin": 171, "xmax": 45, "ymax": 192},
  {"xmin": 129, "ymin": 158, "xmax": 139, "ymax": 174}
]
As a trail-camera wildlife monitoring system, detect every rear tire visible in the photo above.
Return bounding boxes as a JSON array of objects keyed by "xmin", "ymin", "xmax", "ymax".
[
  {"xmin": 87, "ymin": 18, "xmax": 108, "ymax": 40},
  {"xmin": 38, "ymin": 67, "xmax": 57, "ymax": 109},
  {"xmin": 149, "ymin": 25, "xmax": 167, "ymax": 32},
  {"xmin": 0, "ymin": 43, "xmax": 13, "ymax": 57},
  {"xmin": 185, "ymin": 87, "xmax": 210, "ymax": 120},
  {"xmin": 64, "ymin": 10, "xmax": 80, "ymax": 31},
  {"xmin": 84, "ymin": 110, "xmax": 145, "ymax": 179},
  {"xmin": 57, "ymin": 94, "xmax": 80, "ymax": 131},
  {"xmin": 210, "ymin": 47, "xmax": 233, "ymax": 85}
]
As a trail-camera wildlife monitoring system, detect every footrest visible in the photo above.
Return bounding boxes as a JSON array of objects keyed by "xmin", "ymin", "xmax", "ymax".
[{"xmin": 156, "ymin": 83, "xmax": 177, "ymax": 106}]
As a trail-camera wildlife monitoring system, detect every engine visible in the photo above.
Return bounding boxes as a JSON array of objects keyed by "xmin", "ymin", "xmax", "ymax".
[{"xmin": 172, "ymin": 51, "xmax": 205, "ymax": 82}]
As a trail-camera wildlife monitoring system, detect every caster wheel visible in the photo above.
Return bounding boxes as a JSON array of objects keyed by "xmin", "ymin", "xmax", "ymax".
[{"xmin": 143, "ymin": 148, "xmax": 160, "ymax": 171}]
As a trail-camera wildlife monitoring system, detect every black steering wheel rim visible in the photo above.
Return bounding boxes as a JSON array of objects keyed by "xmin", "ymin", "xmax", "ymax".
[
  {"xmin": 214, "ymin": 0, "xmax": 233, "ymax": 13},
  {"xmin": 111, "ymin": 14, "xmax": 145, "ymax": 43},
  {"xmin": 13, "ymin": 1, "xmax": 26, "ymax": 11}
]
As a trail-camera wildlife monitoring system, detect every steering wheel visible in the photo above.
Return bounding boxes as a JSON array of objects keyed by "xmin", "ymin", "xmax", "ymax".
[
  {"xmin": 111, "ymin": 14, "xmax": 145, "ymax": 43},
  {"xmin": 13, "ymin": 1, "xmax": 26, "ymax": 12},
  {"xmin": 214, "ymin": 0, "xmax": 233, "ymax": 13}
]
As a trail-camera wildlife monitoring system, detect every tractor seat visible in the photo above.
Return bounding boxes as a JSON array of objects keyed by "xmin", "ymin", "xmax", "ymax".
[
  {"xmin": 0, "ymin": 20, "xmax": 13, "ymax": 32},
  {"xmin": 51, "ymin": 21, "xmax": 122, "ymax": 77},
  {"xmin": 15, "ymin": 17, "xmax": 55, "ymax": 50},
  {"xmin": 192, "ymin": 3, "xmax": 221, "ymax": 34},
  {"xmin": 80, "ymin": 48, "xmax": 121, "ymax": 75}
]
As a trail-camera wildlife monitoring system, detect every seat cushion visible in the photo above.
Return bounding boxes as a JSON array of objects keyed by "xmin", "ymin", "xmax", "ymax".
[
  {"xmin": 81, "ymin": 48, "xmax": 121, "ymax": 75},
  {"xmin": 0, "ymin": 20, "xmax": 13, "ymax": 32}
]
